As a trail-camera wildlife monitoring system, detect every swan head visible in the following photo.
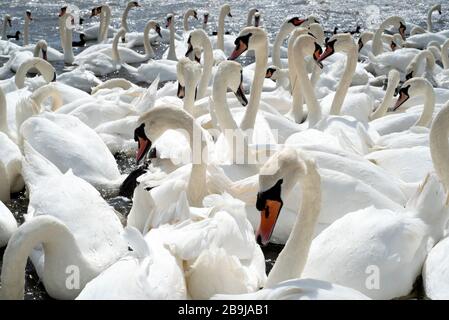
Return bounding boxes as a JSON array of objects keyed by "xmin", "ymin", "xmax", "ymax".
[
  {"xmin": 286, "ymin": 17, "xmax": 307, "ymax": 28},
  {"xmin": 433, "ymin": 4, "xmax": 442, "ymax": 15},
  {"xmin": 136, "ymin": 105, "xmax": 198, "ymax": 164},
  {"xmin": 254, "ymin": 12, "xmax": 261, "ymax": 27},
  {"xmin": 256, "ymin": 148, "xmax": 307, "ymax": 246},
  {"xmin": 405, "ymin": 50, "xmax": 436, "ymax": 80},
  {"xmin": 203, "ymin": 11, "xmax": 209, "ymax": 24},
  {"xmin": 214, "ymin": 61, "xmax": 248, "ymax": 107},
  {"xmin": 228, "ymin": 27, "xmax": 267, "ymax": 60},
  {"xmin": 265, "ymin": 66, "xmax": 279, "ymax": 80},
  {"xmin": 185, "ymin": 29, "xmax": 208, "ymax": 57},
  {"xmin": 35, "ymin": 39, "xmax": 48, "ymax": 60},
  {"xmin": 392, "ymin": 77, "xmax": 433, "ymax": 111},
  {"xmin": 221, "ymin": 4, "xmax": 232, "ymax": 18},
  {"xmin": 293, "ymin": 34, "xmax": 323, "ymax": 68},
  {"xmin": 185, "ymin": 9, "xmax": 198, "ymax": 20},
  {"xmin": 384, "ymin": 16, "xmax": 406, "ymax": 40},
  {"xmin": 358, "ymin": 31, "xmax": 373, "ymax": 51},
  {"xmin": 26, "ymin": 10, "xmax": 32, "ymax": 21},
  {"xmin": 58, "ymin": 6, "xmax": 67, "ymax": 17},
  {"xmin": 308, "ymin": 23, "xmax": 325, "ymax": 45},
  {"xmin": 5, "ymin": 15, "xmax": 12, "ymax": 27},
  {"xmin": 128, "ymin": 1, "xmax": 141, "ymax": 8},
  {"xmin": 176, "ymin": 57, "xmax": 202, "ymax": 99},
  {"xmin": 318, "ymin": 33, "xmax": 355, "ymax": 63},
  {"xmin": 166, "ymin": 14, "xmax": 174, "ymax": 28},
  {"xmin": 90, "ymin": 6, "xmax": 102, "ymax": 18}
]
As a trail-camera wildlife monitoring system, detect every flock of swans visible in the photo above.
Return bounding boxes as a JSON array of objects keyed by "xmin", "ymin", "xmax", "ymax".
[{"xmin": 1, "ymin": 1, "xmax": 449, "ymax": 300}]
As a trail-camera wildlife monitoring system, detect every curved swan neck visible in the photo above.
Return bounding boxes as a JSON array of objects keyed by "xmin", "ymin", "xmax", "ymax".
[
  {"xmin": 442, "ymin": 39, "xmax": 449, "ymax": 69},
  {"xmin": 370, "ymin": 71, "xmax": 400, "ymax": 120},
  {"xmin": 272, "ymin": 21, "xmax": 294, "ymax": 68},
  {"xmin": 143, "ymin": 21, "xmax": 155, "ymax": 57},
  {"xmin": 196, "ymin": 33, "xmax": 214, "ymax": 99},
  {"xmin": 212, "ymin": 72, "xmax": 251, "ymax": 163},
  {"xmin": 329, "ymin": 43, "xmax": 358, "ymax": 115},
  {"xmin": 246, "ymin": 9, "xmax": 258, "ymax": 27},
  {"xmin": 430, "ymin": 102, "xmax": 449, "ymax": 191},
  {"xmin": 373, "ymin": 17, "xmax": 401, "ymax": 56},
  {"xmin": 183, "ymin": 9, "xmax": 195, "ymax": 32},
  {"xmin": 111, "ymin": 30, "xmax": 124, "ymax": 62},
  {"xmin": 427, "ymin": 5, "xmax": 440, "ymax": 32},
  {"xmin": 415, "ymin": 83, "xmax": 435, "ymax": 127},
  {"xmin": 32, "ymin": 85, "xmax": 64, "ymax": 112},
  {"xmin": 121, "ymin": 4, "xmax": 133, "ymax": 32},
  {"xmin": 0, "ymin": 216, "xmax": 91, "ymax": 300},
  {"xmin": 266, "ymin": 157, "xmax": 321, "ymax": 287},
  {"xmin": 240, "ymin": 36, "xmax": 268, "ymax": 131},
  {"xmin": 293, "ymin": 36, "xmax": 322, "ymax": 127}
]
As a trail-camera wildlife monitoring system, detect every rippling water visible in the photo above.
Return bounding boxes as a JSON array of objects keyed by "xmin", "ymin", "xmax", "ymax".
[{"xmin": 1, "ymin": 0, "xmax": 442, "ymax": 300}]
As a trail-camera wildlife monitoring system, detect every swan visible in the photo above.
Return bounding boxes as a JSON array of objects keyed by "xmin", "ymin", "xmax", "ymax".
[
  {"xmin": 22, "ymin": 10, "xmax": 32, "ymax": 46},
  {"xmin": 249, "ymin": 145, "xmax": 447, "ymax": 299},
  {"xmin": 0, "ymin": 133, "xmax": 23, "ymax": 201},
  {"xmin": 271, "ymin": 16, "xmax": 317, "ymax": 68},
  {"xmin": 372, "ymin": 16, "xmax": 406, "ymax": 56},
  {"xmin": 19, "ymin": 85, "xmax": 124, "ymax": 192},
  {"xmin": 0, "ymin": 143, "xmax": 128, "ymax": 299},
  {"xmin": 0, "ymin": 201, "xmax": 16, "ymax": 247},
  {"xmin": 1, "ymin": 14, "xmax": 12, "ymax": 40},
  {"xmin": 82, "ymin": 4, "xmax": 116, "ymax": 42},
  {"xmin": 3, "ymin": 56, "xmax": 55, "ymax": 92},
  {"xmin": 210, "ymin": 4, "xmax": 234, "ymax": 55},
  {"xmin": 423, "ymin": 115, "xmax": 449, "ymax": 298},
  {"xmin": 82, "ymin": 21, "xmax": 161, "ymax": 64},
  {"xmin": 185, "ymin": 29, "xmax": 214, "ymax": 100},
  {"xmin": 213, "ymin": 148, "xmax": 370, "ymax": 300},
  {"xmin": 141, "ymin": 192, "xmax": 266, "ymax": 299},
  {"xmin": 76, "ymin": 226, "xmax": 187, "ymax": 299},
  {"xmin": 165, "ymin": 14, "xmax": 178, "ymax": 61},
  {"xmin": 20, "ymin": 39, "xmax": 64, "ymax": 62},
  {"xmin": 73, "ymin": 28, "xmax": 125, "ymax": 76},
  {"xmin": 202, "ymin": 11, "xmax": 209, "ymax": 31},
  {"xmin": 410, "ymin": 4, "xmax": 442, "ymax": 35},
  {"xmin": 206, "ymin": 62, "xmax": 411, "ymax": 245},
  {"xmin": 119, "ymin": 1, "xmax": 141, "ymax": 41},
  {"xmin": 370, "ymin": 77, "xmax": 435, "ymax": 136},
  {"xmin": 183, "ymin": 8, "xmax": 198, "ymax": 33},
  {"xmin": 176, "ymin": 57, "xmax": 202, "ymax": 116}
]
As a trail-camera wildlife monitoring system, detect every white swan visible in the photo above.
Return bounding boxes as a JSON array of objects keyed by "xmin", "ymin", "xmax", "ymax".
[
  {"xmin": 210, "ymin": 4, "xmax": 234, "ymax": 55},
  {"xmin": 19, "ymin": 85, "xmax": 124, "ymax": 191},
  {"xmin": 83, "ymin": 4, "xmax": 115, "ymax": 42},
  {"xmin": 76, "ymin": 226, "xmax": 187, "ymax": 299},
  {"xmin": 370, "ymin": 77, "xmax": 435, "ymax": 136},
  {"xmin": 214, "ymin": 148, "xmax": 370, "ymax": 300},
  {"xmin": 410, "ymin": 4, "xmax": 441, "ymax": 35},
  {"xmin": 372, "ymin": 16, "xmax": 406, "ymax": 56},
  {"xmin": 0, "ymin": 143, "xmax": 128, "ymax": 299},
  {"xmin": 73, "ymin": 28, "xmax": 124, "ymax": 76}
]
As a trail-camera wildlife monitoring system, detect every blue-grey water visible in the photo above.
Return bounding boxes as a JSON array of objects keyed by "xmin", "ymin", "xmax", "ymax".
[{"xmin": 0, "ymin": 0, "xmax": 442, "ymax": 300}]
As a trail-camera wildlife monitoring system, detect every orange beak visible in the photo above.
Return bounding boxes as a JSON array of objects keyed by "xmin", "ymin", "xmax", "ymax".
[
  {"xmin": 256, "ymin": 200, "xmax": 283, "ymax": 246},
  {"xmin": 317, "ymin": 46, "xmax": 334, "ymax": 63},
  {"xmin": 392, "ymin": 91, "xmax": 409, "ymax": 111},
  {"xmin": 228, "ymin": 40, "xmax": 247, "ymax": 60},
  {"xmin": 136, "ymin": 137, "xmax": 151, "ymax": 164}
]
